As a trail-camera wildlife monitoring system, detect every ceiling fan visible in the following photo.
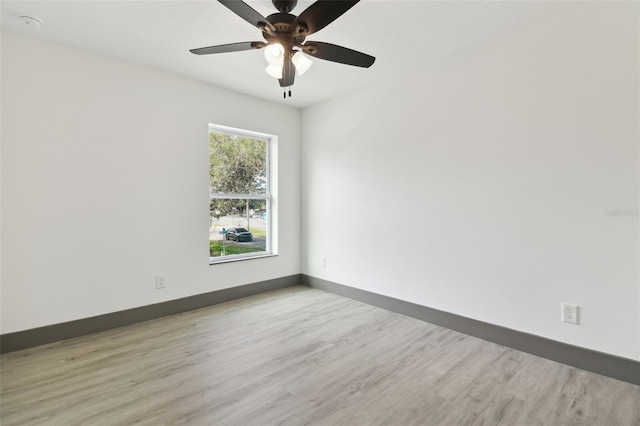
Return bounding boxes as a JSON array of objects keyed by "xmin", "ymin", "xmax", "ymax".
[{"xmin": 190, "ymin": 0, "xmax": 375, "ymax": 98}]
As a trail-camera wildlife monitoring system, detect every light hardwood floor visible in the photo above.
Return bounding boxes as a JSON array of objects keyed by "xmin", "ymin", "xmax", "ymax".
[{"xmin": 1, "ymin": 286, "xmax": 639, "ymax": 425}]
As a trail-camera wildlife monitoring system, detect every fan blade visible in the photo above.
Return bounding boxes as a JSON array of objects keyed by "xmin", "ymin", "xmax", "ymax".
[
  {"xmin": 294, "ymin": 0, "xmax": 359, "ymax": 36},
  {"xmin": 218, "ymin": 0, "xmax": 276, "ymax": 31},
  {"xmin": 303, "ymin": 42, "xmax": 375, "ymax": 67},
  {"xmin": 279, "ymin": 57, "xmax": 295, "ymax": 87},
  {"xmin": 190, "ymin": 41, "xmax": 265, "ymax": 55}
]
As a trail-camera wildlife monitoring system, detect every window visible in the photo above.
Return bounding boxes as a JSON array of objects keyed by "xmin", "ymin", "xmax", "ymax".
[{"xmin": 209, "ymin": 125, "xmax": 274, "ymax": 263}]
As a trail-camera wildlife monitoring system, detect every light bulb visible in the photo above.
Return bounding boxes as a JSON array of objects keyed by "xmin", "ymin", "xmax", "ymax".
[
  {"xmin": 265, "ymin": 64, "xmax": 283, "ymax": 79},
  {"xmin": 292, "ymin": 51, "xmax": 313, "ymax": 75},
  {"xmin": 264, "ymin": 43, "xmax": 285, "ymax": 66}
]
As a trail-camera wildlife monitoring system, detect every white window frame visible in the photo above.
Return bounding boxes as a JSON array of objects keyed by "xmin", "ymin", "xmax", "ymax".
[{"xmin": 208, "ymin": 124, "xmax": 275, "ymax": 264}]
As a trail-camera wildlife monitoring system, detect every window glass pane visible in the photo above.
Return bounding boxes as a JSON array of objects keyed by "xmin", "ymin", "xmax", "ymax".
[
  {"xmin": 209, "ymin": 132, "xmax": 267, "ymax": 195},
  {"xmin": 209, "ymin": 198, "xmax": 268, "ymax": 258}
]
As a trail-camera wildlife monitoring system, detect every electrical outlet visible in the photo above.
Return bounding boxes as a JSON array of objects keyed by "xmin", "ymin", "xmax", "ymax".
[
  {"xmin": 156, "ymin": 274, "xmax": 166, "ymax": 289},
  {"xmin": 321, "ymin": 258, "xmax": 326, "ymax": 268},
  {"xmin": 562, "ymin": 303, "xmax": 578, "ymax": 324}
]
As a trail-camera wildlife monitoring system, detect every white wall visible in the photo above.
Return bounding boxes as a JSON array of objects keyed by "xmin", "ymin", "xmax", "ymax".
[
  {"xmin": 301, "ymin": 3, "xmax": 639, "ymax": 360},
  {"xmin": 1, "ymin": 31, "xmax": 301, "ymax": 333}
]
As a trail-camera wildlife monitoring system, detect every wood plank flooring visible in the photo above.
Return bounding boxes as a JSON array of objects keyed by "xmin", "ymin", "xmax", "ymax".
[{"xmin": 1, "ymin": 286, "xmax": 639, "ymax": 425}]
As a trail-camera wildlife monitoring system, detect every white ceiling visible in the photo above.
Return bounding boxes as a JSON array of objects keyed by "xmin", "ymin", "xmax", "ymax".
[{"xmin": 1, "ymin": 0, "xmax": 564, "ymax": 108}]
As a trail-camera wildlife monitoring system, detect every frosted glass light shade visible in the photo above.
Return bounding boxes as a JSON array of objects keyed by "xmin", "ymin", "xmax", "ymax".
[
  {"xmin": 264, "ymin": 43, "xmax": 285, "ymax": 66},
  {"xmin": 265, "ymin": 64, "xmax": 283, "ymax": 79},
  {"xmin": 292, "ymin": 51, "xmax": 313, "ymax": 75}
]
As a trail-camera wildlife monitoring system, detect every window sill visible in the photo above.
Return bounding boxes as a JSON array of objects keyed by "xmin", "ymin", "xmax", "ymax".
[{"xmin": 209, "ymin": 253, "xmax": 277, "ymax": 265}]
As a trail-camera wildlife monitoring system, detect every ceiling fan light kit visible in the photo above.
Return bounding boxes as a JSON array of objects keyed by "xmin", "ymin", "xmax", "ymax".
[
  {"xmin": 190, "ymin": 0, "xmax": 375, "ymax": 98},
  {"xmin": 264, "ymin": 43, "xmax": 285, "ymax": 65},
  {"xmin": 291, "ymin": 51, "xmax": 313, "ymax": 75},
  {"xmin": 265, "ymin": 64, "xmax": 284, "ymax": 79}
]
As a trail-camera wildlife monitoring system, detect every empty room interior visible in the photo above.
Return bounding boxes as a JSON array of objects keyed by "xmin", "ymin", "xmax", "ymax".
[{"xmin": 1, "ymin": 0, "xmax": 639, "ymax": 424}]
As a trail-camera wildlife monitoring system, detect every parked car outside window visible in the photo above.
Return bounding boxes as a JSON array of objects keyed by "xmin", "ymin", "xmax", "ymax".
[{"xmin": 225, "ymin": 227, "xmax": 253, "ymax": 242}]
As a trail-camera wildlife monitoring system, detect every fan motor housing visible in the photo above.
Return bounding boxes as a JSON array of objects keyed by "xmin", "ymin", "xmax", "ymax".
[
  {"xmin": 265, "ymin": 12, "xmax": 296, "ymax": 31},
  {"xmin": 264, "ymin": 13, "xmax": 306, "ymax": 44}
]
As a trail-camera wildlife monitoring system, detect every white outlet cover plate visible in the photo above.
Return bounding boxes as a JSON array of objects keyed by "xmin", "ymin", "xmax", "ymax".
[
  {"xmin": 562, "ymin": 303, "xmax": 578, "ymax": 324},
  {"xmin": 156, "ymin": 274, "xmax": 166, "ymax": 289}
]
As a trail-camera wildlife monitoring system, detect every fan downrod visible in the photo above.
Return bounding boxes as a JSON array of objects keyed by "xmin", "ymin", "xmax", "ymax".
[{"xmin": 272, "ymin": 0, "xmax": 297, "ymax": 13}]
